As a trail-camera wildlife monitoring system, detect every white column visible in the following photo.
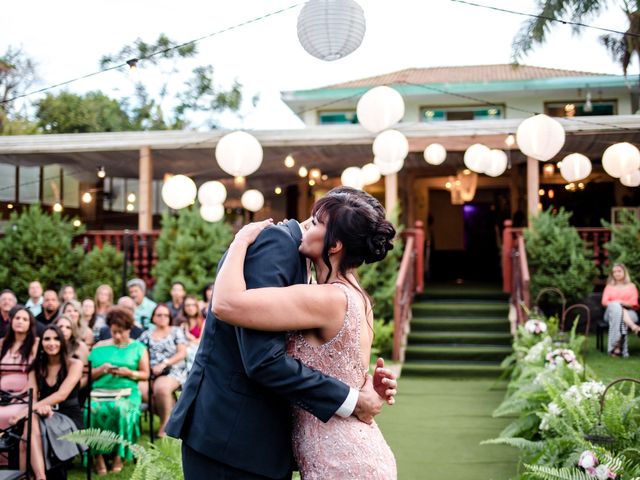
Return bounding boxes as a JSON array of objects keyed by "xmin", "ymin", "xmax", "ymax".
[
  {"xmin": 139, "ymin": 147, "xmax": 153, "ymax": 232},
  {"xmin": 384, "ymin": 173, "xmax": 398, "ymax": 221},
  {"xmin": 526, "ymin": 156, "xmax": 539, "ymax": 222}
]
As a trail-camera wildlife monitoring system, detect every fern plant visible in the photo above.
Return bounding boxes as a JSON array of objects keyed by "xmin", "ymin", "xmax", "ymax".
[{"xmin": 63, "ymin": 428, "xmax": 184, "ymax": 480}]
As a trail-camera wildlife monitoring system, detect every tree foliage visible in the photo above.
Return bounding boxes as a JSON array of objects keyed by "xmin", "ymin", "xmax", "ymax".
[
  {"xmin": 152, "ymin": 207, "xmax": 233, "ymax": 301},
  {"xmin": 524, "ymin": 208, "xmax": 598, "ymax": 304},
  {"xmin": 76, "ymin": 244, "xmax": 125, "ymax": 300},
  {"xmin": 602, "ymin": 209, "xmax": 640, "ymax": 287},
  {"xmin": 0, "ymin": 205, "xmax": 85, "ymax": 300},
  {"xmin": 0, "ymin": 46, "xmax": 38, "ymax": 134}
]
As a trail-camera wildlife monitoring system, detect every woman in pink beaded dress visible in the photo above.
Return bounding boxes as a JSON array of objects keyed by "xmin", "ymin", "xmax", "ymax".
[{"xmin": 213, "ymin": 189, "xmax": 397, "ymax": 479}]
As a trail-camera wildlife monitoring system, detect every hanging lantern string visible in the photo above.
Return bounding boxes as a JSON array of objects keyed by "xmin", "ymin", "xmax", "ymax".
[
  {"xmin": 0, "ymin": 2, "xmax": 304, "ymax": 106},
  {"xmin": 449, "ymin": 0, "xmax": 640, "ymax": 39}
]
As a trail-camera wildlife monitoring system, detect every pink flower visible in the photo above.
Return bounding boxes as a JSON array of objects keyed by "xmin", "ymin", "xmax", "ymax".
[{"xmin": 578, "ymin": 450, "xmax": 598, "ymax": 470}]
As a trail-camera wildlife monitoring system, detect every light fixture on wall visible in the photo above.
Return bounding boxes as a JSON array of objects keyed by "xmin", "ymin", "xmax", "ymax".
[
  {"xmin": 447, "ymin": 170, "xmax": 478, "ymax": 205},
  {"xmin": 543, "ymin": 164, "xmax": 555, "ymax": 177},
  {"xmin": 82, "ymin": 192, "xmax": 93, "ymax": 204},
  {"xmin": 584, "ymin": 91, "xmax": 593, "ymax": 113},
  {"xmin": 97, "ymin": 166, "xmax": 106, "ymax": 179}
]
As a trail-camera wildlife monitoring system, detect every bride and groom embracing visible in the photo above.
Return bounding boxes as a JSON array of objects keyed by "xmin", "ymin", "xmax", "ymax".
[{"xmin": 166, "ymin": 186, "xmax": 398, "ymax": 479}]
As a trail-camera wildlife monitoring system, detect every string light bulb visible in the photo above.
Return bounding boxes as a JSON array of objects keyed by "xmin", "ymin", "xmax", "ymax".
[
  {"xmin": 505, "ymin": 134, "xmax": 515, "ymax": 147},
  {"xmin": 73, "ymin": 219, "xmax": 82, "ymax": 228},
  {"xmin": 53, "ymin": 202, "xmax": 63, "ymax": 213},
  {"xmin": 126, "ymin": 203, "xmax": 135, "ymax": 212},
  {"xmin": 97, "ymin": 166, "xmax": 106, "ymax": 179},
  {"xmin": 126, "ymin": 58, "xmax": 139, "ymax": 71},
  {"xmin": 127, "ymin": 193, "xmax": 136, "ymax": 203},
  {"xmin": 82, "ymin": 192, "xmax": 92, "ymax": 204},
  {"xmin": 274, "ymin": 186, "xmax": 282, "ymax": 195},
  {"xmin": 284, "ymin": 155, "xmax": 295, "ymax": 168},
  {"xmin": 298, "ymin": 166, "xmax": 308, "ymax": 178}
]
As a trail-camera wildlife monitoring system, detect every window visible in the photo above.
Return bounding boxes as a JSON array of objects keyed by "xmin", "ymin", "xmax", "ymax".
[
  {"xmin": 318, "ymin": 110, "xmax": 358, "ymax": 125},
  {"xmin": 545, "ymin": 100, "xmax": 616, "ymax": 117},
  {"xmin": 63, "ymin": 170, "xmax": 80, "ymax": 208},
  {"xmin": 18, "ymin": 166, "xmax": 40, "ymax": 204},
  {"xmin": 420, "ymin": 105, "xmax": 504, "ymax": 122},
  {"xmin": 0, "ymin": 164, "xmax": 16, "ymax": 202},
  {"xmin": 42, "ymin": 165, "xmax": 62, "ymax": 206}
]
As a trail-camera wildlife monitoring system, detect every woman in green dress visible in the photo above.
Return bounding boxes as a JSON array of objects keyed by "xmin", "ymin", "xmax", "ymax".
[{"xmin": 88, "ymin": 306, "xmax": 150, "ymax": 475}]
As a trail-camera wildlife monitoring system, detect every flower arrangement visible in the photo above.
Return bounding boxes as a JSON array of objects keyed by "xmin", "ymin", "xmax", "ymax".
[
  {"xmin": 525, "ymin": 319, "xmax": 548, "ymax": 335},
  {"xmin": 545, "ymin": 348, "xmax": 584, "ymax": 373},
  {"xmin": 578, "ymin": 450, "xmax": 618, "ymax": 479}
]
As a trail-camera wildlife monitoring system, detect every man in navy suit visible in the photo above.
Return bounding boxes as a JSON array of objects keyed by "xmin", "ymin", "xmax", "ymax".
[{"xmin": 166, "ymin": 217, "xmax": 395, "ymax": 480}]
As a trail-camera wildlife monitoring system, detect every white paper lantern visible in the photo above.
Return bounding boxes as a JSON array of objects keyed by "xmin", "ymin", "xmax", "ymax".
[
  {"xmin": 215, "ymin": 131, "xmax": 263, "ymax": 177},
  {"xmin": 341, "ymin": 167, "xmax": 365, "ymax": 189},
  {"xmin": 356, "ymin": 86, "xmax": 405, "ymax": 133},
  {"xmin": 297, "ymin": 0, "xmax": 366, "ymax": 61},
  {"xmin": 372, "ymin": 129, "xmax": 409, "ymax": 164},
  {"xmin": 161, "ymin": 175, "xmax": 197, "ymax": 210},
  {"xmin": 241, "ymin": 189, "xmax": 265, "ymax": 212},
  {"xmin": 198, "ymin": 181, "xmax": 227, "ymax": 206},
  {"xmin": 424, "ymin": 143, "xmax": 447, "ymax": 165},
  {"xmin": 361, "ymin": 163, "xmax": 381, "ymax": 185},
  {"xmin": 516, "ymin": 114, "xmax": 565, "ymax": 161},
  {"xmin": 559, "ymin": 153, "xmax": 592, "ymax": 182},
  {"xmin": 621, "ymin": 170, "xmax": 640, "ymax": 187},
  {"xmin": 484, "ymin": 149, "xmax": 508, "ymax": 177},
  {"xmin": 200, "ymin": 204, "xmax": 225, "ymax": 222},
  {"xmin": 602, "ymin": 142, "xmax": 640, "ymax": 178},
  {"xmin": 374, "ymin": 157, "xmax": 404, "ymax": 175},
  {"xmin": 464, "ymin": 144, "xmax": 491, "ymax": 173}
]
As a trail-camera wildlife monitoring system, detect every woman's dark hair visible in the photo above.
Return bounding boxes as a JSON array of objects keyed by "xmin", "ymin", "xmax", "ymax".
[
  {"xmin": 312, "ymin": 189, "xmax": 395, "ymax": 284},
  {"xmin": 151, "ymin": 303, "xmax": 173, "ymax": 326},
  {"xmin": 0, "ymin": 306, "xmax": 37, "ymax": 364},
  {"xmin": 106, "ymin": 306, "xmax": 134, "ymax": 330},
  {"xmin": 31, "ymin": 325, "xmax": 69, "ymax": 391},
  {"xmin": 202, "ymin": 283, "xmax": 214, "ymax": 301}
]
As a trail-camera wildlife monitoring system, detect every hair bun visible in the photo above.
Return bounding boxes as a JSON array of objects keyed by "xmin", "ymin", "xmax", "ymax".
[{"xmin": 364, "ymin": 221, "xmax": 395, "ymax": 263}]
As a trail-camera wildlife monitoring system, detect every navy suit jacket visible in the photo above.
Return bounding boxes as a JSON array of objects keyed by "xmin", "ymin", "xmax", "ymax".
[{"xmin": 165, "ymin": 222, "xmax": 350, "ymax": 479}]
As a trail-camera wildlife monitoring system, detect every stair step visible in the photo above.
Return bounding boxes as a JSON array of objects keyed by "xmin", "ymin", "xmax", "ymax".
[
  {"xmin": 405, "ymin": 344, "xmax": 512, "ymax": 362},
  {"xmin": 412, "ymin": 302, "xmax": 508, "ymax": 317},
  {"xmin": 408, "ymin": 331, "xmax": 512, "ymax": 345},
  {"xmin": 401, "ymin": 361, "xmax": 504, "ymax": 377},
  {"xmin": 416, "ymin": 288, "xmax": 508, "ymax": 302},
  {"xmin": 411, "ymin": 317, "xmax": 510, "ymax": 332}
]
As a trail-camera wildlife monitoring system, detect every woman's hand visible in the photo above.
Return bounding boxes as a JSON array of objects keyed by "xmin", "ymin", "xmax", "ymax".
[
  {"xmin": 36, "ymin": 405, "xmax": 53, "ymax": 417},
  {"xmin": 8, "ymin": 414, "xmax": 21, "ymax": 426},
  {"xmin": 114, "ymin": 367, "xmax": 133, "ymax": 378},
  {"xmin": 233, "ymin": 219, "xmax": 273, "ymax": 247},
  {"xmin": 152, "ymin": 364, "xmax": 167, "ymax": 377}
]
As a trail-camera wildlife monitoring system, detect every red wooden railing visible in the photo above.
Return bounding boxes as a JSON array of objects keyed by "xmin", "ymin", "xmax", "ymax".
[
  {"xmin": 502, "ymin": 221, "xmax": 610, "ymax": 325},
  {"xmin": 74, "ymin": 230, "xmax": 161, "ymax": 288},
  {"xmin": 392, "ymin": 221, "xmax": 425, "ymax": 362}
]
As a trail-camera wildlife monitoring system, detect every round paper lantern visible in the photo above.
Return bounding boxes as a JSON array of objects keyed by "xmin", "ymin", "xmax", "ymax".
[
  {"xmin": 162, "ymin": 175, "xmax": 197, "ymax": 210},
  {"xmin": 356, "ymin": 86, "xmax": 405, "ymax": 133},
  {"xmin": 484, "ymin": 149, "xmax": 508, "ymax": 177},
  {"xmin": 297, "ymin": 0, "xmax": 366, "ymax": 61},
  {"xmin": 602, "ymin": 142, "xmax": 640, "ymax": 178},
  {"xmin": 621, "ymin": 170, "xmax": 640, "ymax": 187},
  {"xmin": 361, "ymin": 163, "xmax": 381, "ymax": 185},
  {"xmin": 516, "ymin": 114, "xmax": 565, "ymax": 161},
  {"xmin": 559, "ymin": 153, "xmax": 592, "ymax": 182},
  {"xmin": 215, "ymin": 131, "xmax": 263, "ymax": 177},
  {"xmin": 200, "ymin": 204, "xmax": 225, "ymax": 222},
  {"xmin": 464, "ymin": 144, "xmax": 491, "ymax": 173},
  {"xmin": 374, "ymin": 157, "xmax": 404, "ymax": 175},
  {"xmin": 198, "ymin": 181, "xmax": 227, "ymax": 206},
  {"xmin": 341, "ymin": 167, "xmax": 365, "ymax": 189},
  {"xmin": 241, "ymin": 189, "xmax": 265, "ymax": 212},
  {"xmin": 372, "ymin": 129, "xmax": 409, "ymax": 164},
  {"xmin": 424, "ymin": 143, "xmax": 447, "ymax": 165}
]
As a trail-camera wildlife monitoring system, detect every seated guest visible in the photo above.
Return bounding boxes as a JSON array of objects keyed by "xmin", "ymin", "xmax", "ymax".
[
  {"xmin": 35, "ymin": 290, "xmax": 60, "ymax": 328},
  {"xmin": 61, "ymin": 300, "xmax": 92, "ymax": 347},
  {"xmin": 10, "ymin": 325, "xmax": 84, "ymax": 480},
  {"xmin": 0, "ymin": 290, "xmax": 18, "ymax": 338},
  {"xmin": 25, "ymin": 281, "xmax": 43, "ymax": 318},
  {"xmin": 96, "ymin": 297, "xmax": 144, "ymax": 341},
  {"xmin": 165, "ymin": 281, "xmax": 186, "ymax": 319},
  {"xmin": 127, "ymin": 279, "xmax": 156, "ymax": 330},
  {"xmin": 199, "ymin": 282, "xmax": 214, "ymax": 318},
  {"xmin": 88, "ymin": 307, "xmax": 149, "ymax": 474},
  {"xmin": 92, "ymin": 285, "xmax": 113, "ymax": 340},
  {"xmin": 602, "ymin": 263, "xmax": 639, "ymax": 357},
  {"xmin": 54, "ymin": 316, "xmax": 90, "ymax": 365},
  {"xmin": 80, "ymin": 298, "xmax": 97, "ymax": 346},
  {"xmin": 177, "ymin": 295, "xmax": 204, "ymax": 372},
  {"xmin": 139, "ymin": 304, "xmax": 187, "ymax": 437},
  {"xmin": 58, "ymin": 285, "xmax": 77, "ymax": 303},
  {"xmin": 0, "ymin": 307, "xmax": 39, "ymax": 430}
]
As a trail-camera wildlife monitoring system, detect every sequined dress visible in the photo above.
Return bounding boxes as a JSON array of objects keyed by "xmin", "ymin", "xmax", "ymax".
[{"xmin": 287, "ymin": 283, "xmax": 397, "ymax": 479}]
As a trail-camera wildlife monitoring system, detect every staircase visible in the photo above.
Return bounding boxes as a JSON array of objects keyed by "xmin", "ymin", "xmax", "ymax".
[{"xmin": 402, "ymin": 285, "xmax": 512, "ymax": 377}]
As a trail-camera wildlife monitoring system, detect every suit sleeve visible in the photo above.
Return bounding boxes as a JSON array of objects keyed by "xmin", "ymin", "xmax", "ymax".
[{"xmin": 233, "ymin": 226, "xmax": 350, "ymax": 423}]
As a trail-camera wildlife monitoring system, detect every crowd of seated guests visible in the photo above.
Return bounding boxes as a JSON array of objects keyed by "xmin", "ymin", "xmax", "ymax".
[{"xmin": 0, "ymin": 277, "xmax": 210, "ymax": 477}]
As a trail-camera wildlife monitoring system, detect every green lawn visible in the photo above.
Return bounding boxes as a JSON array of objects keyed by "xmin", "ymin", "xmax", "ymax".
[{"xmin": 583, "ymin": 333, "xmax": 640, "ymax": 383}]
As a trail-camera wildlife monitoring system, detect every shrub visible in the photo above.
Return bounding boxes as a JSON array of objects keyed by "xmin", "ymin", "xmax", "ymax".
[
  {"xmin": 602, "ymin": 209, "xmax": 640, "ymax": 288},
  {"xmin": 524, "ymin": 208, "xmax": 597, "ymax": 304},
  {"xmin": 76, "ymin": 244, "xmax": 125, "ymax": 299},
  {"xmin": 152, "ymin": 207, "xmax": 233, "ymax": 301},
  {"xmin": 0, "ymin": 204, "xmax": 85, "ymax": 299}
]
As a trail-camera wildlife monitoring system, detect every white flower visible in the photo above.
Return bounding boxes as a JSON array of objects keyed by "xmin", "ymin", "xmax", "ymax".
[
  {"xmin": 548, "ymin": 402, "xmax": 562, "ymax": 416},
  {"xmin": 578, "ymin": 450, "xmax": 598, "ymax": 469},
  {"xmin": 525, "ymin": 319, "xmax": 548, "ymax": 334},
  {"xmin": 526, "ymin": 337, "xmax": 551, "ymax": 363},
  {"xmin": 594, "ymin": 464, "xmax": 615, "ymax": 480},
  {"xmin": 580, "ymin": 381, "xmax": 606, "ymax": 399},
  {"xmin": 563, "ymin": 385, "xmax": 582, "ymax": 404},
  {"xmin": 539, "ymin": 413, "xmax": 551, "ymax": 431}
]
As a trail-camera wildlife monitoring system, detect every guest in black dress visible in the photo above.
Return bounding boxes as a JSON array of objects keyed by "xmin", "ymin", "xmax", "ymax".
[{"xmin": 9, "ymin": 325, "xmax": 83, "ymax": 480}]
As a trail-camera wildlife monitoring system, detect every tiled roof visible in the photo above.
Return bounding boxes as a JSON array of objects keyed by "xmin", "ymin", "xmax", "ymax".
[{"xmin": 324, "ymin": 64, "xmax": 610, "ymax": 89}]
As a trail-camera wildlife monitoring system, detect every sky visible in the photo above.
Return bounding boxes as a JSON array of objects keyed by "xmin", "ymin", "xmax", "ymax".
[{"xmin": 2, "ymin": 0, "xmax": 638, "ymax": 130}]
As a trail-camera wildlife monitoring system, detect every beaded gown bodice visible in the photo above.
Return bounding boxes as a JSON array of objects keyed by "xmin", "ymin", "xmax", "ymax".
[{"xmin": 287, "ymin": 283, "xmax": 397, "ymax": 479}]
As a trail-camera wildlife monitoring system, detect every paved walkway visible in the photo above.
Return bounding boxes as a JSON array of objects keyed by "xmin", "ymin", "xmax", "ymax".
[{"xmin": 376, "ymin": 377, "xmax": 518, "ymax": 480}]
